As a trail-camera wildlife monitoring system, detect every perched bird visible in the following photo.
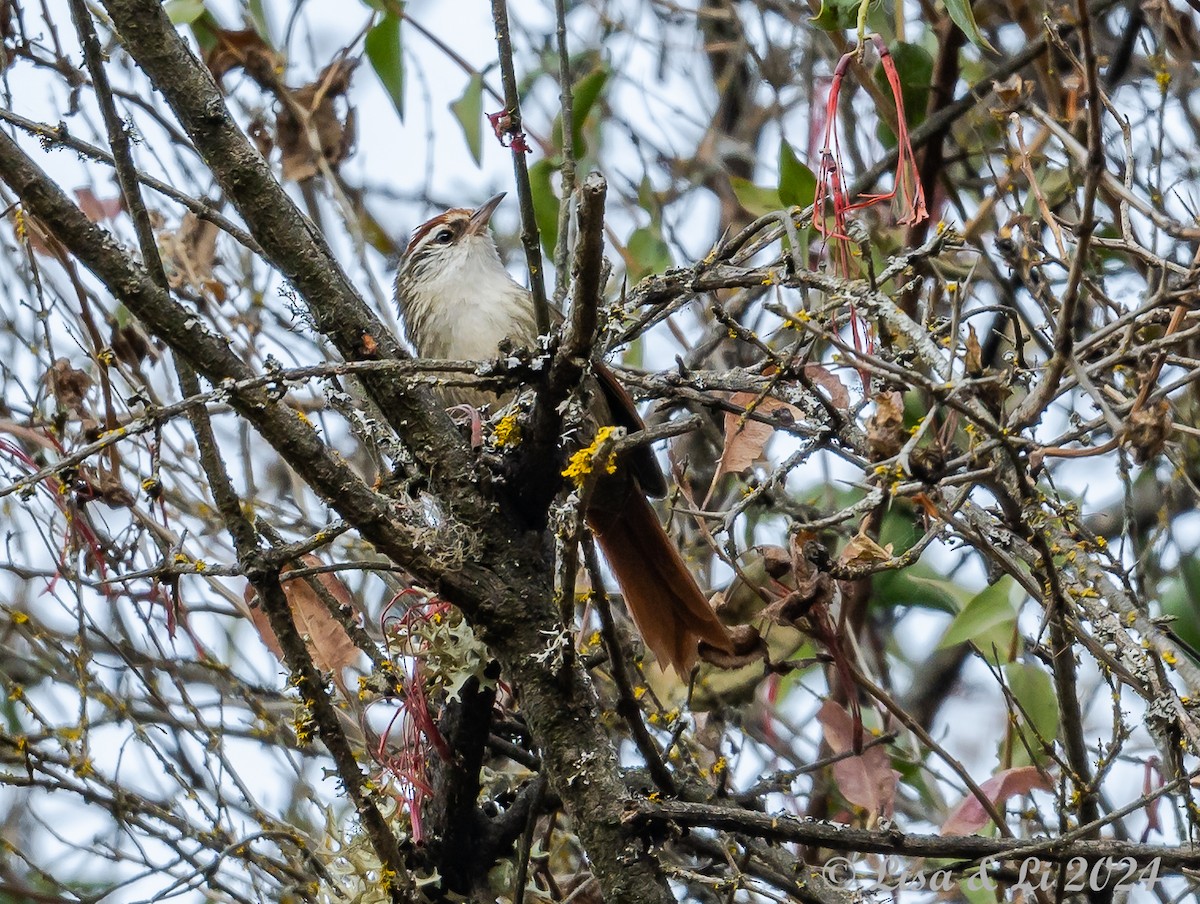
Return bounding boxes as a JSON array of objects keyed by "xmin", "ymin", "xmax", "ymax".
[{"xmin": 395, "ymin": 193, "xmax": 733, "ymax": 674}]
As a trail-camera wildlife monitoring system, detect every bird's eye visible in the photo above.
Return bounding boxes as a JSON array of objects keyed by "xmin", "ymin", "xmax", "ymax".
[{"xmin": 435, "ymin": 228, "xmax": 453, "ymax": 244}]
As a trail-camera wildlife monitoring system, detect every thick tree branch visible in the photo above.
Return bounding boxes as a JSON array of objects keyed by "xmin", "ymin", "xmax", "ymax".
[
  {"xmin": 98, "ymin": 0, "xmax": 478, "ymax": 501},
  {"xmin": 628, "ymin": 800, "xmax": 1200, "ymax": 869}
]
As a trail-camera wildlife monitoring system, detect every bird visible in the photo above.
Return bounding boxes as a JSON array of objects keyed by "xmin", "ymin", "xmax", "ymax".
[{"xmin": 394, "ymin": 192, "xmax": 734, "ymax": 674}]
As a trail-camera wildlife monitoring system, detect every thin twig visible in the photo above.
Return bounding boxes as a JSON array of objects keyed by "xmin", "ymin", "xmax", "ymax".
[{"xmin": 490, "ymin": 0, "xmax": 551, "ymax": 335}]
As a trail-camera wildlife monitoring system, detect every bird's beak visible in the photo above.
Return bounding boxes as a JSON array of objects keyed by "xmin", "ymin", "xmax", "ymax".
[{"xmin": 466, "ymin": 192, "xmax": 506, "ymax": 235}]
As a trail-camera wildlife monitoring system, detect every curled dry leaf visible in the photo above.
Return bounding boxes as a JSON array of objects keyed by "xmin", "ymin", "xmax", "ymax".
[
  {"xmin": 1142, "ymin": 756, "xmax": 1163, "ymax": 841},
  {"xmin": 248, "ymin": 113, "xmax": 274, "ymax": 159},
  {"xmin": 96, "ymin": 470, "xmax": 135, "ymax": 508},
  {"xmin": 158, "ymin": 212, "xmax": 223, "ymax": 301},
  {"xmin": 866, "ymin": 390, "xmax": 905, "ymax": 460},
  {"xmin": 941, "ymin": 765, "xmax": 1053, "ymax": 835},
  {"xmin": 205, "ymin": 27, "xmax": 285, "ymax": 85},
  {"xmin": 1125, "ymin": 397, "xmax": 1171, "ymax": 463},
  {"xmin": 45, "ymin": 358, "xmax": 92, "ymax": 415},
  {"xmin": 761, "ymin": 537, "xmax": 834, "ymax": 625},
  {"xmin": 838, "ymin": 530, "xmax": 893, "ymax": 569},
  {"xmin": 817, "ymin": 700, "xmax": 898, "ymax": 819},
  {"xmin": 964, "ymin": 323, "xmax": 983, "ymax": 376},
  {"xmin": 991, "ymin": 73, "xmax": 1030, "ymax": 112},
  {"xmin": 277, "ymin": 59, "xmax": 358, "ymax": 183},
  {"xmin": 244, "ymin": 555, "xmax": 361, "ymax": 675},
  {"xmin": 697, "ymin": 623, "xmax": 764, "ymax": 669},
  {"xmin": 110, "ymin": 317, "xmax": 160, "ymax": 368},
  {"xmin": 712, "ymin": 391, "xmax": 803, "ymax": 487},
  {"xmin": 203, "ymin": 27, "xmax": 357, "ymax": 183},
  {"xmin": 1143, "ymin": 0, "xmax": 1200, "ymax": 60},
  {"xmin": 718, "ymin": 545, "xmax": 793, "ymax": 622}
]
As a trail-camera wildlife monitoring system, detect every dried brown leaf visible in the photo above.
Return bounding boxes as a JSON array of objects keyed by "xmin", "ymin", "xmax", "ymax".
[
  {"xmin": 277, "ymin": 59, "xmax": 358, "ymax": 182},
  {"xmin": 1125, "ymin": 397, "xmax": 1171, "ymax": 463},
  {"xmin": 248, "ymin": 113, "xmax": 274, "ymax": 159},
  {"xmin": 159, "ymin": 212, "xmax": 221, "ymax": 297},
  {"xmin": 46, "ymin": 358, "xmax": 92, "ymax": 414},
  {"xmin": 244, "ymin": 555, "xmax": 361, "ymax": 674},
  {"xmin": 697, "ymin": 624, "xmax": 763, "ymax": 669},
  {"xmin": 715, "ymin": 391, "xmax": 803, "ymax": 478},
  {"xmin": 761, "ymin": 538, "xmax": 833, "ymax": 625},
  {"xmin": 838, "ymin": 531, "xmax": 893, "ymax": 569},
  {"xmin": 866, "ymin": 390, "xmax": 905, "ymax": 460},
  {"xmin": 96, "ymin": 471, "xmax": 135, "ymax": 508},
  {"xmin": 110, "ymin": 319, "xmax": 160, "ymax": 368},
  {"xmin": 965, "ymin": 323, "xmax": 983, "ymax": 376},
  {"xmin": 205, "ymin": 27, "xmax": 284, "ymax": 84},
  {"xmin": 804, "ymin": 363, "xmax": 850, "ymax": 409},
  {"xmin": 991, "ymin": 73, "xmax": 1030, "ymax": 112},
  {"xmin": 1143, "ymin": 756, "xmax": 1163, "ymax": 840},
  {"xmin": 718, "ymin": 546, "xmax": 793, "ymax": 622}
]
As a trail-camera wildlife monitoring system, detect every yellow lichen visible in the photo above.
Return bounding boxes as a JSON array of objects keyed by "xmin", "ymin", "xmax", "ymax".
[
  {"xmin": 562, "ymin": 426, "xmax": 619, "ymax": 488},
  {"xmin": 491, "ymin": 412, "xmax": 521, "ymax": 447}
]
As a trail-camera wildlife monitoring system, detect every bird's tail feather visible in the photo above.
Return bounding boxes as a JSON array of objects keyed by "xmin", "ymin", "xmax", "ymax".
[{"xmin": 589, "ymin": 494, "xmax": 732, "ymax": 675}]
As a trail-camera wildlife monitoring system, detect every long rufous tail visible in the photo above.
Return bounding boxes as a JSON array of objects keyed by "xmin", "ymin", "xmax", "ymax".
[{"xmin": 588, "ymin": 493, "xmax": 733, "ymax": 675}]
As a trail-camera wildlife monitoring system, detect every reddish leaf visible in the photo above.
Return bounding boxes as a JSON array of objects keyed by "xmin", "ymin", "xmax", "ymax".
[
  {"xmin": 74, "ymin": 187, "xmax": 124, "ymax": 222},
  {"xmin": 941, "ymin": 766, "xmax": 1053, "ymax": 835},
  {"xmin": 244, "ymin": 555, "xmax": 361, "ymax": 675},
  {"xmin": 817, "ymin": 701, "xmax": 898, "ymax": 818},
  {"xmin": 804, "ymin": 364, "xmax": 850, "ymax": 410}
]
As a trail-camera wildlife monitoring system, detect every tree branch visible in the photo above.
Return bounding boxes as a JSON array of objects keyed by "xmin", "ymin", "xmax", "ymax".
[
  {"xmin": 98, "ymin": 0, "xmax": 478, "ymax": 499},
  {"xmin": 628, "ymin": 800, "xmax": 1200, "ymax": 869}
]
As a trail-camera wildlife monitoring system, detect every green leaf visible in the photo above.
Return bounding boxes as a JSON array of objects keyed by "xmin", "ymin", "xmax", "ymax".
[
  {"xmin": 937, "ymin": 578, "xmax": 1017, "ymax": 653},
  {"xmin": 165, "ymin": 0, "xmax": 206, "ymax": 25},
  {"xmin": 944, "ymin": 0, "xmax": 997, "ymax": 53},
  {"xmin": 811, "ymin": 0, "xmax": 862, "ymax": 31},
  {"xmin": 186, "ymin": 10, "xmax": 223, "ymax": 53},
  {"xmin": 960, "ymin": 878, "xmax": 1003, "ymax": 904},
  {"xmin": 778, "ymin": 139, "xmax": 817, "ymax": 208},
  {"xmin": 1160, "ymin": 552, "xmax": 1200, "ymax": 652},
  {"xmin": 626, "ymin": 226, "xmax": 672, "ymax": 282},
  {"xmin": 1021, "ymin": 167, "xmax": 1073, "ymax": 219},
  {"xmin": 528, "ymin": 159, "xmax": 559, "ymax": 257},
  {"xmin": 552, "ymin": 67, "xmax": 610, "ymax": 158},
  {"xmin": 247, "ymin": 0, "xmax": 271, "ymax": 40},
  {"xmin": 450, "ymin": 74, "xmax": 484, "ymax": 165},
  {"xmin": 1003, "ymin": 661, "xmax": 1059, "ymax": 766},
  {"xmin": 365, "ymin": 12, "xmax": 405, "ymax": 120},
  {"xmin": 729, "ymin": 177, "xmax": 782, "ymax": 218},
  {"xmin": 873, "ymin": 567, "xmax": 970, "ymax": 616}
]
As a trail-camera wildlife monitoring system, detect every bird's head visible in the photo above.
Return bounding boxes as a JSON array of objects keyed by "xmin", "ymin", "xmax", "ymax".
[{"xmin": 397, "ymin": 192, "xmax": 507, "ymax": 291}]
